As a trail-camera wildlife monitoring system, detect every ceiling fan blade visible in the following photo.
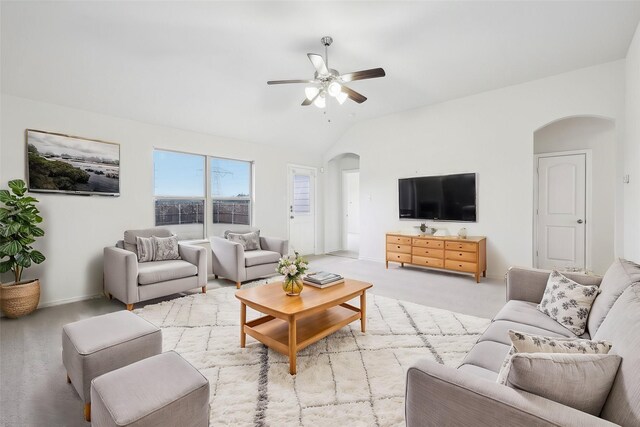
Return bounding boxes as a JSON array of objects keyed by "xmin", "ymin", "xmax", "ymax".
[
  {"xmin": 342, "ymin": 85, "xmax": 367, "ymax": 103},
  {"xmin": 307, "ymin": 53, "xmax": 329, "ymax": 75},
  {"xmin": 340, "ymin": 68, "xmax": 386, "ymax": 83},
  {"xmin": 267, "ymin": 79, "xmax": 315, "ymax": 85}
]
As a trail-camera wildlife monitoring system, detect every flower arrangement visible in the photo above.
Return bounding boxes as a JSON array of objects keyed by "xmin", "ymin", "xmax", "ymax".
[{"xmin": 277, "ymin": 252, "xmax": 308, "ymax": 296}]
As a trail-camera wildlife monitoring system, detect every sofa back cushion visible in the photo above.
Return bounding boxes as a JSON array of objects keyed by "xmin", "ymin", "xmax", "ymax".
[
  {"xmin": 594, "ymin": 283, "xmax": 640, "ymax": 425},
  {"xmin": 123, "ymin": 227, "xmax": 172, "ymax": 254},
  {"xmin": 588, "ymin": 258, "xmax": 640, "ymax": 336}
]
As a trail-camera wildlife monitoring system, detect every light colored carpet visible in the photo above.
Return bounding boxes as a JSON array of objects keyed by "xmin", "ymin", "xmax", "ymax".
[{"xmin": 134, "ymin": 278, "xmax": 490, "ymax": 427}]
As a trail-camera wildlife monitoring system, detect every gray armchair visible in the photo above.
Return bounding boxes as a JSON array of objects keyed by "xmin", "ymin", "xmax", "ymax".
[
  {"xmin": 211, "ymin": 235, "xmax": 288, "ymax": 288},
  {"xmin": 104, "ymin": 228, "xmax": 207, "ymax": 310}
]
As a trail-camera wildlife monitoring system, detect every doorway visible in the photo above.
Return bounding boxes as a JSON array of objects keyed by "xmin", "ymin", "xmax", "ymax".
[
  {"xmin": 534, "ymin": 151, "xmax": 589, "ymax": 270},
  {"xmin": 287, "ymin": 165, "xmax": 316, "ymax": 256},
  {"xmin": 342, "ymin": 169, "xmax": 360, "ymax": 257}
]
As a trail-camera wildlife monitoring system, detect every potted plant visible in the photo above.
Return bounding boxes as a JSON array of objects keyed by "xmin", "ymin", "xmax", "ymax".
[
  {"xmin": 0, "ymin": 179, "xmax": 46, "ymax": 318},
  {"xmin": 277, "ymin": 252, "xmax": 308, "ymax": 296}
]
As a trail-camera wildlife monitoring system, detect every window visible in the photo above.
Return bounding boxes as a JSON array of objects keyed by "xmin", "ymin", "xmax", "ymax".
[
  {"xmin": 153, "ymin": 150, "xmax": 253, "ymax": 239},
  {"xmin": 292, "ymin": 174, "xmax": 311, "ymax": 214},
  {"xmin": 211, "ymin": 157, "xmax": 252, "ymax": 225},
  {"xmin": 154, "ymin": 150, "xmax": 205, "ymax": 239}
]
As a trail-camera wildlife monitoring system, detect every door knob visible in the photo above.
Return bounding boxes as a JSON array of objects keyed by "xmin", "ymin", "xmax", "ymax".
[
  {"xmin": 577, "ymin": 219, "xmax": 584, "ymax": 224},
  {"xmin": 290, "ymin": 216, "xmax": 294, "ymax": 219}
]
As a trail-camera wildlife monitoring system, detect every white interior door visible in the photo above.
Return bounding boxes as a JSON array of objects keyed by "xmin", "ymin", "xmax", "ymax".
[
  {"xmin": 342, "ymin": 170, "xmax": 360, "ymax": 252},
  {"xmin": 287, "ymin": 166, "xmax": 315, "ymax": 255},
  {"xmin": 536, "ymin": 153, "xmax": 586, "ymax": 270}
]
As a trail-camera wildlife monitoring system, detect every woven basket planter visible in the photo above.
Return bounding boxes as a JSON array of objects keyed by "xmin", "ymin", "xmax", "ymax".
[{"xmin": 1, "ymin": 279, "xmax": 40, "ymax": 318}]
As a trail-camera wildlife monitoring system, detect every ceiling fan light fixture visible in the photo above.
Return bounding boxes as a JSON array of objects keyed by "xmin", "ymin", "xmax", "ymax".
[
  {"xmin": 305, "ymin": 86, "xmax": 319, "ymax": 101},
  {"xmin": 313, "ymin": 93, "xmax": 326, "ymax": 108},
  {"xmin": 336, "ymin": 91, "xmax": 348, "ymax": 105},
  {"xmin": 327, "ymin": 81, "xmax": 342, "ymax": 97}
]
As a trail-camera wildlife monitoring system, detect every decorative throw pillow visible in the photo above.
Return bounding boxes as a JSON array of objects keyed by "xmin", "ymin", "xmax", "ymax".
[
  {"xmin": 135, "ymin": 236, "xmax": 155, "ymax": 263},
  {"xmin": 537, "ymin": 270, "xmax": 600, "ymax": 335},
  {"xmin": 497, "ymin": 330, "xmax": 612, "ymax": 384},
  {"xmin": 152, "ymin": 235, "xmax": 181, "ymax": 261},
  {"xmin": 226, "ymin": 231, "xmax": 261, "ymax": 251},
  {"xmin": 505, "ymin": 352, "xmax": 621, "ymax": 416},
  {"xmin": 224, "ymin": 229, "xmax": 260, "ymax": 239}
]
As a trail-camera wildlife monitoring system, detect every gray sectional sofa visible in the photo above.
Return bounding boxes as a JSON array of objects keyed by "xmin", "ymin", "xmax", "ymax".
[{"xmin": 406, "ymin": 261, "xmax": 640, "ymax": 426}]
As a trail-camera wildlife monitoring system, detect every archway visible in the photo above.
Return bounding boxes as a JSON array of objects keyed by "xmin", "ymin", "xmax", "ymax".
[
  {"xmin": 325, "ymin": 153, "xmax": 360, "ymax": 258},
  {"xmin": 533, "ymin": 116, "xmax": 616, "ymax": 274}
]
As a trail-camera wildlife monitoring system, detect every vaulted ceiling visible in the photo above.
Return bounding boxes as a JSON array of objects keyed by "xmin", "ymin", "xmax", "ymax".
[{"xmin": 2, "ymin": 1, "xmax": 640, "ymax": 153}]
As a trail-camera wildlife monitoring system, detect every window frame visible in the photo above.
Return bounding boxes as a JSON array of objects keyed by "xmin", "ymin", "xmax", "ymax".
[
  {"xmin": 153, "ymin": 148, "xmax": 254, "ymax": 239},
  {"xmin": 209, "ymin": 155, "xmax": 254, "ymax": 227}
]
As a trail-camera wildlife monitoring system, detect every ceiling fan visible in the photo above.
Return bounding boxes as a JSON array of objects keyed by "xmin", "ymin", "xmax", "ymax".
[{"xmin": 267, "ymin": 36, "xmax": 386, "ymax": 108}]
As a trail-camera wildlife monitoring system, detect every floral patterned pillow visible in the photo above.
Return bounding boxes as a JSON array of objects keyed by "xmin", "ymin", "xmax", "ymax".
[
  {"xmin": 537, "ymin": 270, "xmax": 600, "ymax": 336},
  {"xmin": 152, "ymin": 235, "xmax": 181, "ymax": 261},
  {"xmin": 226, "ymin": 231, "xmax": 261, "ymax": 251}
]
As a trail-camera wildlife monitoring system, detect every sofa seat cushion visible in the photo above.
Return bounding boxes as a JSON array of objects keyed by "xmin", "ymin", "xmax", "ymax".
[
  {"xmin": 460, "ymin": 341, "xmax": 512, "ymax": 373},
  {"xmin": 478, "ymin": 320, "xmax": 569, "ymax": 346},
  {"xmin": 458, "ymin": 364, "xmax": 498, "ymax": 381},
  {"xmin": 137, "ymin": 260, "xmax": 197, "ymax": 285},
  {"xmin": 494, "ymin": 300, "xmax": 589, "ymax": 338},
  {"xmin": 244, "ymin": 250, "xmax": 281, "ymax": 267}
]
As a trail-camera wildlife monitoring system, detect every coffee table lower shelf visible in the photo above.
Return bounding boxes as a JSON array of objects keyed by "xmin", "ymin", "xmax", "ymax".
[{"xmin": 244, "ymin": 304, "xmax": 361, "ymax": 363}]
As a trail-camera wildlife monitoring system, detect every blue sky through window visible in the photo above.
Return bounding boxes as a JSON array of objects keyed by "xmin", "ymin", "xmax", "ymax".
[
  {"xmin": 154, "ymin": 150, "xmax": 204, "ymax": 197},
  {"xmin": 211, "ymin": 157, "xmax": 251, "ymax": 198}
]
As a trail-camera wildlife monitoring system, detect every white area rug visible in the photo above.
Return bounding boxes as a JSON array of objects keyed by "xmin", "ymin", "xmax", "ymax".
[{"xmin": 135, "ymin": 280, "xmax": 490, "ymax": 427}]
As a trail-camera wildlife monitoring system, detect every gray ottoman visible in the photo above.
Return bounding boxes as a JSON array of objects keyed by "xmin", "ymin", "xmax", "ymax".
[
  {"xmin": 91, "ymin": 351, "xmax": 210, "ymax": 427},
  {"xmin": 62, "ymin": 310, "xmax": 162, "ymax": 421}
]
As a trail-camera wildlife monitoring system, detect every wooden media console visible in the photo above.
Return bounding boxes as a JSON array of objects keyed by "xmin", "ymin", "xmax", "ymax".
[{"xmin": 385, "ymin": 232, "xmax": 487, "ymax": 282}]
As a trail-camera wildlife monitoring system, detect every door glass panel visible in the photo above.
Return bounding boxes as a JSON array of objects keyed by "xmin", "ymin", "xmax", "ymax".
[{"xmin": 292, "ymin": 174, "xmax": 311, "ymax": 214}]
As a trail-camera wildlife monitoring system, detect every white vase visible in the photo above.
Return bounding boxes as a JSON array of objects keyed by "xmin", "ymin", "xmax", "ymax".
[{"xmin": 457, "ymin": 227, "xmax": 468, "ymax": 239}]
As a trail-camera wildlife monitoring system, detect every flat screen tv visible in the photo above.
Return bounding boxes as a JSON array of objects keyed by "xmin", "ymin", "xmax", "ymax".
[
  {"xmin": 399, "ymin": 173, "xmax": 476, "ymax": 222},
  {"xmin": 26, "ymin": 129, "xmax": 120, "ymax": 196}
]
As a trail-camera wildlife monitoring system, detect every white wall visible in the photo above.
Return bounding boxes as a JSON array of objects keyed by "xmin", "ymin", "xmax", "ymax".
[
  {"xmin": 625, "ymin": 22, "xmax": 640, "ymax": 262},
  {"xmin": 324, "ymin": 153, "xmax": 359, "ymax": 253},
  {"xmin": 534, "ymin": 117, "xmax": 616, "ymax": 274},
  {"xmin": 324, "ymin": 61, "xmax": 626, "ymax": 277},
  {"xmin": 0, "ymin": 95, "xmax": 320, "ymax": 307}
]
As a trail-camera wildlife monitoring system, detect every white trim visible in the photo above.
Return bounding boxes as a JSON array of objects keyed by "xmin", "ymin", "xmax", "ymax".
[
  {"xmin": 341, "ymin": 169, "xmax": 360, "ymax": 251},
  {"xmin": 287, "ymin": 164, "xmax": 318, "ymax": 255},
  {"xmin": 39, "ymin": 293, "xmax": 103, "ymax": 309},
  {"xmin": 533, "ymin": 149, "xmax": 592, "ymax": 270}
]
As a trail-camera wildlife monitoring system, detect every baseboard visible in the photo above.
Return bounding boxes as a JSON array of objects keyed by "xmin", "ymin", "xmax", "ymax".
[
  {"xmin": 38, "ymin": 293, "xmax": 104, "ymax": 309},
  {"xmin": 1, "ymin": 293, "xmax": 105, "ymax": 318}
]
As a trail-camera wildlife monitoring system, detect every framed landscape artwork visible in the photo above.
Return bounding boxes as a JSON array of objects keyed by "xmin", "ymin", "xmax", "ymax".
[{"xmin": 26, "ymin": 129, "xmax": 120, "ymax": 196}]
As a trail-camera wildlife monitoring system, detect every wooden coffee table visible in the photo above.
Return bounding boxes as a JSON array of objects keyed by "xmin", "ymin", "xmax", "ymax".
[{"xmin": 235, "ymin": 279, "xmax": 373, "ymax": 374}]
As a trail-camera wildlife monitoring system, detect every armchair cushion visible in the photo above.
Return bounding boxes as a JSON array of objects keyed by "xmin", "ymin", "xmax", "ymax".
[
  {"xmin": 244, "ymin": 250, "xmax": 281, "ymax": 267},
  {"xmin": 124, "ymin": 227, "xmax": 172, "ymax": 254},
  {"xmin": 138, "ymin": 260, "xmax": 197, "ymax": 285}
]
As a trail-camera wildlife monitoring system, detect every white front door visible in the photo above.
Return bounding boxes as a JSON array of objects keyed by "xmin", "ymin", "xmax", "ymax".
[
  {"xmin": 287, "ymin": 166, "xmax": 316, "ymax": 255},
  {"xmin": 536, "ymin": 153, "xmax": 587, "ymax": 270},
  {"xmin": 342, "ymin": 170, "xmax": 360, "ymax": 252}
]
